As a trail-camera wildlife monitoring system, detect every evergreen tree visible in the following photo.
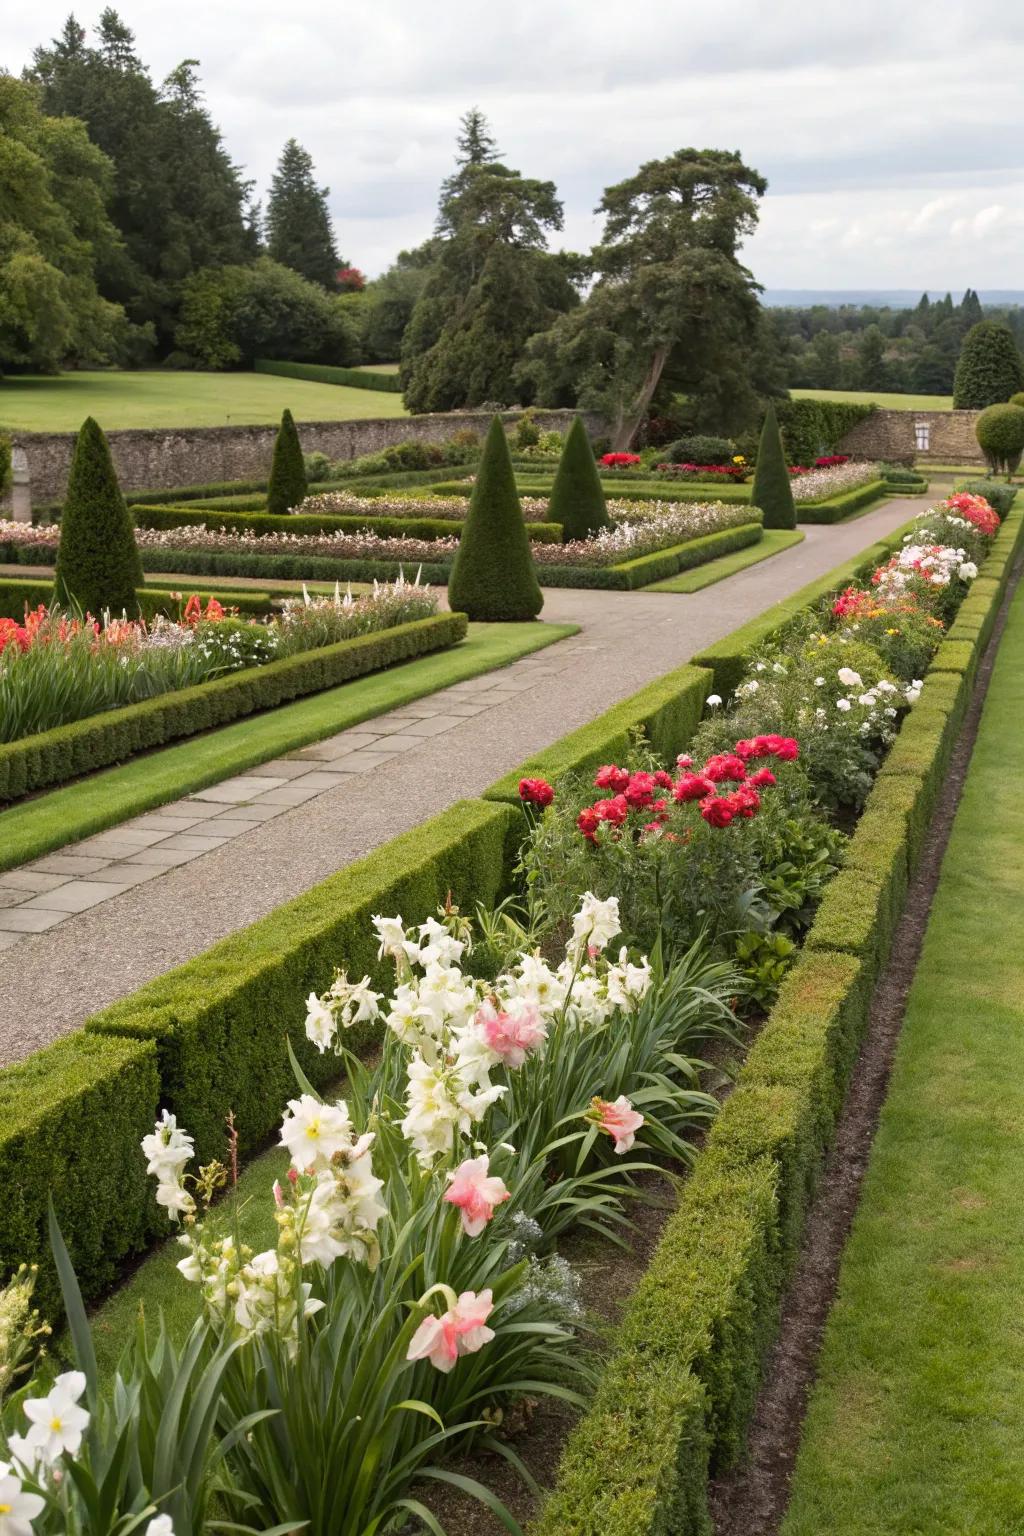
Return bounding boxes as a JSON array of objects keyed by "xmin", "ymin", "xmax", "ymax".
[
  {"xmin": 53, "ymin": 417, "xmax": 143, "ymax": 614},
  {"xmin": 266, "ymin": 409, "xmax": 308, "ymax": 515},
  {"xmin": 953, "ymin": 321, "xmax": 1024, "ymax": 409},
  {"xmin": 447, "ymin": 415, "xmax": 543, "ymax": 621},
  {"xmin": 856, "ymin": 325, "xmax": 890, "ymax": 391},
  {"xmin": 547, "ymin": 417, "xmax": 609, "ymax": 541},
  {"xmin": 975, "ymin": 403, "xmax": 1024, "ymax": 477},
  {"xmin": 266, "ymin": 140, "xmax": 340, "ymax": 289},
  {"xmin": 752, "ymin": 402, "xmax": 796, "ymax": 530},
  {"xmin": 960, "ymin": 287, "xmax": 984, "ymax": 327}
]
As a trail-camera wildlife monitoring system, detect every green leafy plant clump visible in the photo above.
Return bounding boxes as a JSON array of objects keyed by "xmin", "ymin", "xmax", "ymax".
[
  {"xmin": 266, "ymin": 407, "xmax": 308, "ymax": 514},
  {"xmin": 52, "ymin": 417, "xmax": 143, "ymax": 616},
  {"xmin": 753, "ymin": 400, "xmax": 797, "ymax": 530},
  {"xmin": 547, "ymin": 416, "xmax": 610, "ymax": 541},
  {"xmin": 447, "ymin": 414, "xmax": 544, "ymax": 620}
]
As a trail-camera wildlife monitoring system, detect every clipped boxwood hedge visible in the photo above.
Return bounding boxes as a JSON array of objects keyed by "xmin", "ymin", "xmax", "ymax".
[
  {"xmin": 0, "ymin": 1032, "xmax": 160, "ymax": 1316},
  {"xmin": 796, "ymin": 477, "xmax": 887, "ymax": 524},
  {"xmin": 130, "ymin": 503, "xmax": 563, "ymax": 544},
  {"xmin": 87, "ymin": 799, "xmax": 521, "ymax": 1161},
  {"xmin": 535, "ymin": 523, "xmax": 763, "ymax": 591},
  {"xmin": 253, "ymin": 357, "xmax": 403, "ymax": 393},
  {"xmin": 0, "ymin": 613, "xmax": 467, "ymax": 803}
]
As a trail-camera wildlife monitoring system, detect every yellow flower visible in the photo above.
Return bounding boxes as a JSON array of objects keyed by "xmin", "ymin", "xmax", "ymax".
[
  {"xmin": 732, "ymin": 454, "xmax": 746, "ymax": 464},
  {"xmin": 885, "ymin": 627, "xmax": 899, "ymax": 635}
]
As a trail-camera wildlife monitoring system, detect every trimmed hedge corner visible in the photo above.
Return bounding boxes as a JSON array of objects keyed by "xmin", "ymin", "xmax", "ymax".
[
  {"xmin": 86, "ymin": 799, "xmax": 522, "ymax": 1163},
  {"xmin": 0, "ymin": 1033, "xmax": 160, "ymax": 1316},
  {"xmin": 796, "ymin": 478, "xmax": 887, "ymax": 524},
  {"xmin": 0, "ymin": 613, "xmax": 467, "ymax": 804}
]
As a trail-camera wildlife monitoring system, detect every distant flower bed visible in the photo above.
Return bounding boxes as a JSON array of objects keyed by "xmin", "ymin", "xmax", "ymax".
[
  {"xmin": 789, "ymin": 460, "xmax": 879, "ymax": 502},
  {"xmin": 0, "ymin": 578, "xmax": 436, "ymax": 743},
  {"xmin": 533, "ymin": 500, "xmax": 757, "ymax": 566},
  {"xmin": 654, "ymin": 461, "xmax": 750, "ymax": 484}
]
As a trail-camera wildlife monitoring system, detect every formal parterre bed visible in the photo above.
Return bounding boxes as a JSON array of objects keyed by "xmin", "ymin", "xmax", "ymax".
[{"xmin": 0, "ymin": 490, "xmax": 1018, "ymax": 1536}]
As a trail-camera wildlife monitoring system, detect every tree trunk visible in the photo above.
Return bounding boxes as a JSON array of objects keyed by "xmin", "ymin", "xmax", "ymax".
[{"xmin": 611, "ymin": 346, "xmax": 670, "ymax": 450}]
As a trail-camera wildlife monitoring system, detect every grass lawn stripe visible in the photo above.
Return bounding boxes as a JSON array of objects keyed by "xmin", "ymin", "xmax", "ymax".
[
  {"xmin": 0, "ymin": 621, "xmax": 577, "ymax": 875},
  {"xmin": 782, "ymin": 578, "xmax": 1024, "ymax": 1536},
  {"xmin": 642, "ymin": 529, "xmax": 805, "ymax": 592}
]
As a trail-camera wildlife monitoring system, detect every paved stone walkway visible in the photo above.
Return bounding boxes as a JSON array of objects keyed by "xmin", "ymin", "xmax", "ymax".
[{"xmin": 0, "ymin": 500, "xmax": 924, "ymax": 1065}]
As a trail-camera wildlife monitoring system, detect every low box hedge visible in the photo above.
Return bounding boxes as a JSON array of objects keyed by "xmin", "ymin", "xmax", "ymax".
[
  {"xmin": 534, "ymin": 524, "xmax": 763, "ymax": 591},
  {"xmin": 0, "ymin": 613, "xmax": 467, "ymax": 803},
  {"xmin": 0, "ymin": 1032, "xmax": 160, "ymax": 1316},
  {"xmin": 130, "ymin": 504, "xmax": 563, "ymax": 545},
  {"xmin": 484, "ymin": 663, "xmax": 712, "ymax": 805},
  {"xmin": 796, "ymin": 478, "xmax": 887, "ymax": 524},
  {"xmin": 87, "ymin": 799, "xmax": 521, "ymax": 1162},
  {"xmin": 254, "ymin": 357, "xmax": 403, "ymax": 393}
]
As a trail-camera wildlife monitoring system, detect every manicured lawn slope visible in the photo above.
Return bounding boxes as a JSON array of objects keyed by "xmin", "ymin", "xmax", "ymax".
[
  {"xmin": 0, "ymin": 370, "xmax": 409, "ymax": 431},
  {"xmin": 0, "ymin": 621, "xmax": 576, "ymax": 872},
  {"xmin": 783, "ymin": 580, "xmax": 1024, "ymax": 1536},
  {"xmin": 791, "ymin": 387, "xmax": 953, "ymax": 411}
]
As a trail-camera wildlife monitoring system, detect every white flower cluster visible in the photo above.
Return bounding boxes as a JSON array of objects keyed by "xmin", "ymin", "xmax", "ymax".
[
  {"xmin": 141, "ymin": 1110, "xmax": 196, "ymax": 1219},
  {"xmin": 880, "ymin": 542, "xmax": 977, "ymax": 595},
  {"xmin": 534, "ymin": 501, "xmax": 754, "ymax": 567},
  {"xmin": 788, "ymin": 461, "xmax": 880, "ymax": 503}
]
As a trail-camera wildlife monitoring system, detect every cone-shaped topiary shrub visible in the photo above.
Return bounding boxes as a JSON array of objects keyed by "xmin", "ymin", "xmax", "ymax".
[
  {"xmin": 53, "ymin": 417, "xmax": 143, "ymax": 616},
  {"xmin": 267, "ymin": 408, "xmax": 308, "ymax": 514},
  {"xmin": 447, "ymin": 415, "xmax": 543, "ymax": 621},
  {"xmin": 752, "ymin": 401, "xmax": 796, "ymax": 530},
  {"xmin": 548, "ymin": 416, "xmax": 610, "ymax": 542}
]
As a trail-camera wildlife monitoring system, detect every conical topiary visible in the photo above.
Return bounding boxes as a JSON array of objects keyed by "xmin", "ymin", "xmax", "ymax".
[
  {"xmin": 53, "ymin": 417, "xmax": 143, "ymax": 616},
  {"xmin": 267, "ymin": 408, "xmax": 308, "ymax": 514},
  {"xmin": 548, "ymin": 416, "xmax": 609, "ymax": 542},
  {"xmin": 752, "ymin": 402, "xmax": 796, "ymax": 530},
  {"xmin": 447, "ymin": 415, "xmax": 543, "ymax": 621}
]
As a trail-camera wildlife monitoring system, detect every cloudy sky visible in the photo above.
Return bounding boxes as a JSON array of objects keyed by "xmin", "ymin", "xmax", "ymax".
[{"xmin": 7, "ymin": 0, "xmax": 1024, "ymax": 290}]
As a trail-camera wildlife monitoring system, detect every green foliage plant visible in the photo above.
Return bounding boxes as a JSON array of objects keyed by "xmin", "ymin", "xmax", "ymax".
[
  {"xmin": 953, "ymin": 321, "xmax": 1024, "ymax": 409},
  {"xmin": 547, "ymin": 416, "xmax": 609, "ymax": 540},
  {"xmin": 752, "ymin": 401, "xmax": 797, "ymax": 529},
  {"xmin": 447, "ymin": 415, "xmax": 543, "ymax": 620},
  {"xmin": 52, "ymin": 417, "xmax": 143, "ymax": 615},
  {"xmin": 266, "ymin": 408, "xmax": 308, "ymax": 514}
]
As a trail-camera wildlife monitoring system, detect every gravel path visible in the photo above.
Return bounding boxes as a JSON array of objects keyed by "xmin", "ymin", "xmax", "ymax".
[{"xmin": 0, "ymin": 501, "xmax": 922, "ymax": 1064}]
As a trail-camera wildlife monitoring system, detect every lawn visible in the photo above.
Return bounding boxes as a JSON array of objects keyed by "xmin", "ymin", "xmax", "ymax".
[
  {"xmin": 782, "ymin": 582, "xmax": 1024, "ymax": 1536},
  {"xmin": 0, "ymin": 370, "xmax": 409, "ymax": 432},
  {"xmin": 791, "ymin": 387, "xmax": 952, "ymax": 411}
]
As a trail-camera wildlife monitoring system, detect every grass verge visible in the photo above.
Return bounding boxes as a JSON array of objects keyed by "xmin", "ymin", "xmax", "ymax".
[
  {"xmin": 781, "ymin": 579, "xmax": 1024, "ymax": 1536},
  {"xmin": 0, "ymin": 621, "xmax": 576, "ymax": 874},
  {"xmin": 643, "ymin": 529, "xmax": 805, "ymax": 592}
]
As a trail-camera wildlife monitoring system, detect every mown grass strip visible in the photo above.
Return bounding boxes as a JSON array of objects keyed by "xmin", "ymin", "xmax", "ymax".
[
  {"xmin": 643, "ymin": 529, "xmax": 805, "ymax": 592},
  {"xmin": 782, "ymin": 580, "xmax": 1024, "ymax": 1536},
  {"xmin": 0, "ymin": 621, "xmax": 576, "ymax": 874}
]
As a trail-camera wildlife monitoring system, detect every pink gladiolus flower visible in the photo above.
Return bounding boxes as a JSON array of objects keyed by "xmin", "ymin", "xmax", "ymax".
[
  {"xmin": 444, "ymin": 1155, "xmax": 511, "ymax": 1236},
  {"xmin": 407, "ymin": 1288, "xmax": 495, "ymax": 1372},
  {"xmin": 477, "ymin": 998, "xmax": 546, "ymax": 1067},
  {"xmin": 590, "ymin": 1094, "xmax": 644, "ymax": 1154}
]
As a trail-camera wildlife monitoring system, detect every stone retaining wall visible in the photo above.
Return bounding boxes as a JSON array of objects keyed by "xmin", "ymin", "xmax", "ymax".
[
  {"xmin": 838, "ymin": 407, "xmax": 984, "ymax": 465},
  {"xmin": 10, "ymin": 409, "xmax": 600, "ymax": 507}
]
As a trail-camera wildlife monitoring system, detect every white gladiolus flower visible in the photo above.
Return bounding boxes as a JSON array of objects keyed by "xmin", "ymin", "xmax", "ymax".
[
  {"xmin": 509, "ymin": 953, "xmax": 568, "ymax": 1016},
  {"xmin": 0, "ymin": 1462, "xmax": 44, "ymax": 1536},
  {"xmin": 21, "ymin": 1371, "xmax": 89, "ymax": 1465},
  {"xmin": 906, "ymin": 685, "xmax": 922, "ymax": 703},
  {"xmin": 416, "ymin": 916, "xmax": 466, "ymax": 967},
  {"xmin": 605, "ymin": 949, "xmax": 653, "ymax": 1009},
  {"xmin": 279, "ymin": 1095, "xmax": 354, "ymax": 1171},
  {"xmin": 141, "ymin": 1110, "xmax": 194, "ymax": 1182},
  {"xmin": 305, "ymin": 993, "xmax": 337, "ymax": 1052},
  {"xmin": 145, "ymin": 1518, "xmax": 177, "ymax": 1536},
  {"xmin": 372, "ymin": 913, "xmax": 416, "ymax": 963},
  {"xmin": 571, "ymin": 893, "xmax": 621, "ymax": 956},
  {"xmin": 155, "ymin": 1181, "xmax": 195, "ymax": 1218}
]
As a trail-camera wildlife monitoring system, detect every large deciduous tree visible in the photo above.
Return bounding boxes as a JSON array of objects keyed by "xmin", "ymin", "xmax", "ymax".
[
  {"xmin": 520, "ymin": 148, "xmax": 769, "ymax": 448},
  {"xmin": 174, "ymin": 257, "xmax": 359, "ymax": 369},
  {"xmin": 266, "ymin": 139, "xmax": 341, "ymax": 290},
  {"xmin": 0, "ymin": 74, "xmax": 130, "ymax": 372},
  {"xmin": 400, "ymin": 110, "xmax": 580, "ymax": 413}
]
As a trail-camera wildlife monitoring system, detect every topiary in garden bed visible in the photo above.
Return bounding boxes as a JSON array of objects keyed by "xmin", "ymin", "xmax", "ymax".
[
  {"xmin": 267, "ymin": 408, "xmax": 308, "ymax": 514},
  {"xmin": 53, "ymin": 417, "xmax": 143, "ymax": 616},
  {"xmin": 447, "ymin": 415, "xmax": 543, "ymax": 621},
  {"xmin": 753, "ymin": 401, "xmax": 796, "ymax": 530},
  {"xmin": 975, "ymin": 403, "xmax": 1024, "ymax": 478},
  {"xmin": 548, "ymin": 416, "xmax": 609, "ymax": 541}
]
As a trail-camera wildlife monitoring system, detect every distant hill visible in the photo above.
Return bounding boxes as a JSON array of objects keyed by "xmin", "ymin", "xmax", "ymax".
[{"xmin": 763, "ymin": 289, "xmax": 1024, "ymax": 309}]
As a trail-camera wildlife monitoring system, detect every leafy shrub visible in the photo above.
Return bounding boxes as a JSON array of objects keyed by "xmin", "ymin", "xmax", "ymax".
[
  {"xmin": 1011, "ymin": 392, "xmax": 1024, "ymax": 410},
  {"xmin": 267, "ymin": 409, "xmax": 308, "ymax": 514},
  {"xmin": 176, "ymin": 258, "xmax": 359, "ymax": 370},
  {"xmin": 254, "ymin": 358, "xmax": 402, "ymax": 392},
  {"xmin": 664, "ymin": 434, "xmax": 733, "ymax": 466},
  {"xmin": 304, "ymin": 450, "xmax": 332, "ymax": 481},
  {"xmin": 975, "ymin": 403, "xmax": 1024, "ymax": 476},
  {"xmin": 514, "ymin": 408, "xmax": 542, "ymax": 448},
  {"xmin": 953, "ymin": 322, "xmax": 1024, "ymax": 410},
  {"xmin": 448, "ymin": 415, "xmax": 543, "ymax": 621},
  {"xmin": 776, "ymin": 399, "xmax": 875, "ymax": 465},
  {"xmin": 881, "ymin": 466, "xmax": 926, "ymax": 485},
  {"xmin": 753, "ymin": 402, "xmax": 796, "ymax": 530},
  {"xmin": 53, "ymin": 417, "xmax": 143, "ymax": 616}
]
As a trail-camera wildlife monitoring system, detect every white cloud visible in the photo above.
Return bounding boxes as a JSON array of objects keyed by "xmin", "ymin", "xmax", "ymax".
[{"xmin": 7, "ymin": 0, "xmax": 1024, "ymax": 285}]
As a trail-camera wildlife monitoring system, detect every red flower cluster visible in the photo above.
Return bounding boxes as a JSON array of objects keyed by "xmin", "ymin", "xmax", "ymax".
[
  {"xmin": 519, "ymin": 778, "xmax": 554, "ymax": 807},
  {"xmin": 0, "ymin": 617, "xmax": 30, "ymax": 655},
  {"xmin": 577, "ymin": 739, "xmax": 798, "ymax": 842},
  {"xmin": 182, "ymin": 594, "xmax": 227, "ymax": 627},
  {"xmin": 942, "ymin": 493, "xmax": 1000, "ymax": 536},
  {"xmin": 813, "ymin": 455, "xmax": 849, "ymax": 468},
  {"xmin": 831, "ymin": 585, "xmax": 865, "ymax": 619},
  {"xmin": 599, "ymin": 452, "xmax": 642, "ymax": 468},
  {"xmin": 653, "ymin": 462, "xmax": 747, "ymax": 482}
]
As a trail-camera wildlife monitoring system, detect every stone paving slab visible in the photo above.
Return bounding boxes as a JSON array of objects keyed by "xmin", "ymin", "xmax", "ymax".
[{"xmin": 0, "ymin": 501, "xmax": 925, "ymax": 1064}]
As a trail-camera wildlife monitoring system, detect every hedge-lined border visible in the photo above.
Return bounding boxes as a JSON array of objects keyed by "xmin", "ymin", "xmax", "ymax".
[
  {"xmin": 795, "ymin": 478, "xmax": 887, "ymax": 524},
  {"xmin": 531, "ymin": 496, "xmax": 1024, "ymax": 1536},
  {"xmin": 0, "ymin": 613, "xmax": 467, "ymax": 803},
  {"xmin": 125, "ymin": 504, "xmax": 564, "ymax": 544},
  {"xmin": 0, "ymin": 577, "xmax": 277, "ymax": 623},
  {"xmin": 253, "ymin": 357, "xmax": 404, "ymax": 393},
  {"xmin": 533, "ymin": 523, "xmax": 763, "ymax": 591}
]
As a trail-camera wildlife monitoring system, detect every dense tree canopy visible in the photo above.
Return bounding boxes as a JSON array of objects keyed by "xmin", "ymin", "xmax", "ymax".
[
  {"xmin": 174, "ymin": 257, "xmax": 359, "ymax": 369},
  {"xmin": 266, "ymin": 139, "xmax": 340, "ymax": 289},
  {"xmin": 520, "ymin": 148, "xmax": 770, "ymax": 447},
  {"xmin": 400, "ymin": 111, "xmax": 580, "ymax": 413},
  {"xmin": 953, "ymin": 320, "xmax": 1024, "ymax": 409},
  {"xmin": 30, "ymin": 10, "xmax": 254, "ymax": 347},
  {"xmin": 0, "ymin": 73, "xmax": 132, "ymax": 373}
]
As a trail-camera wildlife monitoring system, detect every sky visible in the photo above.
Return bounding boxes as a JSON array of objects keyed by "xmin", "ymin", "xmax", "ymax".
[{"xmin": 6, "ymin": 0, "xmax": 1024, "ymax": 289}]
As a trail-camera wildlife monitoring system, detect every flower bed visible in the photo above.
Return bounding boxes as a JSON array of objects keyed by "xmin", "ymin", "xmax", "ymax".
[{"xmin": 790, "ymin": 459, "xmax": 879, "ymax": 502}]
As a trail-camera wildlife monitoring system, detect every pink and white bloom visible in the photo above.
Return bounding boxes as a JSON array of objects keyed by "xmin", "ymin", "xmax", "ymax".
[
  {"xmin": 444, "ymin": 1155, "xmax": 510, "ymax": 1236},
  {"xmin": 477, "ymin": 997, "xmax": 546, "ymax": 1067},
  {"xmin": 21, "ymin": 1370, "xmax": 90, "ymax": 1465},
  {"xmin": 589, "ymin": 1094, "xmax": 645, "ymax": 1154},
  {"xmin": 407, "ymin": 1289, "xmax": 495, "ymax": 1373}
]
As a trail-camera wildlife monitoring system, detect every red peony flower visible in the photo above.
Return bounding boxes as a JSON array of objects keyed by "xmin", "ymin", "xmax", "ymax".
[
  {"xmin": 577, "ymin": 806, "xmax": 601, "ymax": 842},
  {"xmin": 594, "ymin": 795, "xmax": 629, "ymax": 826},
  {"xmin": 624, "ymin": 771, "xmax": 658, "ymax": 808},
  {"xmin": 700, "ymin": 796, "xmax": 735, "ymax": 828},
  {"xmin": 727, "ymin": 785, "xmax": 761, "ymax": 818},
  {"xmin": 594, "ymin": 764, "xmax": 630, "ymax": 792},
  {"xmin": 519, "ymin": 778, "xmax": 554, "ymax": 807},
  {"xmin": 748, "ymin": 767, "xmax": 777, "ymax": 788},
  {"xmin": 674, "ymin": 772, "xmax": 717, "ymax": 802},
  {"xmin": 703, "ymin": 753, "xmax": 748, "ymax": 783},
  {"xmin": 652, "ymin": 769, "xmax": 674, "ymax": 790}
]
